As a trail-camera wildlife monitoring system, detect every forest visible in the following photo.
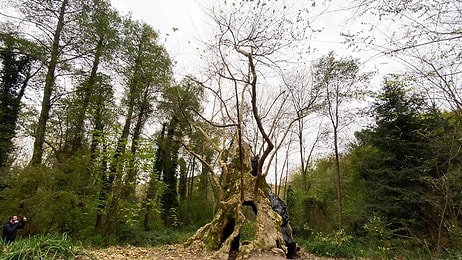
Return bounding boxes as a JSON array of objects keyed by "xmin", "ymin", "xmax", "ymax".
[{"xmin": 0, "ymin": 0, "xmax": 461, "ymax": 259}]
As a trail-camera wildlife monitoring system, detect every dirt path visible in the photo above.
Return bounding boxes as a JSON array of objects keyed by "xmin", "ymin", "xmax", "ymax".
[{"xmin": 90, "ymin": 245, "xmax": 337, "ymax": 260}]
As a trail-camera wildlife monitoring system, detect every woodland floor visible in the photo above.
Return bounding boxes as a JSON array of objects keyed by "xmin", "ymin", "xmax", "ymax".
[{"xmin": 89, "ymin": 244, "xmax": 339, "ymax": 260}]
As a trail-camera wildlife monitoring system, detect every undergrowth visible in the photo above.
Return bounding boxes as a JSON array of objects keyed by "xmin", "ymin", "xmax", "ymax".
[
  {"xmin": 0, "ymin": 233, "xmax": 94, "ymax": 260},
  {"xmin": 86, "ymin": 226, "xmax": 196, "ymax": 247},
  {"xmin": 297, "ymin": 230, "xmax": 434, "ymax": 259}
]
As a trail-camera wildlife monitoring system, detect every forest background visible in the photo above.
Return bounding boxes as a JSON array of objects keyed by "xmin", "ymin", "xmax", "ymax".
[{"xmin": 0, "ymin": 0, "xmax": 461, "ymax": 259}]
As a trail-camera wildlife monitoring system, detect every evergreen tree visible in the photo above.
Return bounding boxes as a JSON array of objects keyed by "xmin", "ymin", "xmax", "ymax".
[
  {"xmin": 355, "ymin": 78, "xmax": 460, "ymax": 250},
  {"xmin": 356, "ymin": 78, "xmax": 424, "ymax": 228}
]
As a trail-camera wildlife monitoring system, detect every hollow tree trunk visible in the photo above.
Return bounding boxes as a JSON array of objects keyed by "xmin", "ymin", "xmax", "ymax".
[
  {"xmin": 185, "ymin": 144, "xmax": 296, "ymax": 259},
  {"xmin": 187, "ymin": 176, "xmax": 285, "ymax": 259}
]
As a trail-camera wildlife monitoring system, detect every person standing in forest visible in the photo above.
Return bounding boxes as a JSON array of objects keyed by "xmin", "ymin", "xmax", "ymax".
[{"xmin": 2, "ymin": 215, "xmax": 27, "ymax": 243}]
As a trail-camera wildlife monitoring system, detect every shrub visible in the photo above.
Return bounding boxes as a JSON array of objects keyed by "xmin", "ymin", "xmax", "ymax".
[{"xmin": 301, "ymin": 229, "xmax": 360, "ymax": 258}]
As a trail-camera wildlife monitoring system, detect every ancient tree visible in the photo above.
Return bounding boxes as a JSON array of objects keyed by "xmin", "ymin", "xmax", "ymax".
[{"xmin": 183, "ymin": 1, "xmax": 314, "ymax": 258}]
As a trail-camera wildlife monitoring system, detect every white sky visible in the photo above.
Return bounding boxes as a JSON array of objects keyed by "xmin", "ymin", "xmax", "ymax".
[
  {"xmin": 108, "ymin": 0, "xmax": 375, "ymax": 182},
  {"xmin": 110, "ymin": 0, "xmax": 210, "ymax": 79},
  {"xmin": 108, "ymin": 0, "xmax": 382, "ymax": 80}
]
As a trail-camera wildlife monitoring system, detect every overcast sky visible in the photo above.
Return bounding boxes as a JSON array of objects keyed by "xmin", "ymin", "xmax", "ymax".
[
  {"xmin": 109, "ymin": 0, "xmax": 364, "ymax": 79},
  {"xmin": 110, "ymin": 0, "xmax": 212, "ymax": 78}
]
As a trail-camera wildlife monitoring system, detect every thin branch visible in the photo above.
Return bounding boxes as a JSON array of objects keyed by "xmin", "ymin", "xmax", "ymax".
[{"xmin": 180, "ymin": 142, "xmax": 223, "ymax": 202}]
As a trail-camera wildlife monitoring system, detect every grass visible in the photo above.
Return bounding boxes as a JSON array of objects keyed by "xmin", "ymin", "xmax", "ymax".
[{"xmin": 0, "ymin": 233, "xmax": 94, "ymax": 260}]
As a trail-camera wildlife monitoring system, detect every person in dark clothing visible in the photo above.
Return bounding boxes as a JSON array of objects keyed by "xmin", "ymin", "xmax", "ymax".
[{"xmin": 2, "ymin": 215, "xmax": 27, "ymax": 243}]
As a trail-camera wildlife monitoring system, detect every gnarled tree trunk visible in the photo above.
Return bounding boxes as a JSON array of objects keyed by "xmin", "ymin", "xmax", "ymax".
[{"xmin": 185, "ymin": 143, "xmax": 298, "ymax": 259}]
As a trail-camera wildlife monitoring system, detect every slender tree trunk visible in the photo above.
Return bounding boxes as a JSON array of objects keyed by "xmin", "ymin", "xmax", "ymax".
[
  {"xmin": 92, "ymin": 90, "xmax": 107, "ymax": 230},
  {"xmin": 143, "ymin": 125, "xmax": 167, "ymax": 231},
  {"xmin": 102, "ymin": 99, "xmax": 133, "ymax": 232},
  {"xmin": 333, "ymin": 128, "xmax": 342, "ymax": 229},
  {"xmin": 144, "ymin": 124, "xmax": 166, "ymax": 230},
  {"xmin": 178, "ymin": 158, "xmax": 187, "ymax": 202},
  {"xmin": 69, "ymin": 39, "xmax": 104, "ymax": 154},
  {"xmin": 188, "ymin": 157, "xmax": 195, "ymax": 200},
  {"xmin": 204, "ymin": 161, "xmax": 208, "ymax": 203},
  {"xmin": 122, "ymin": 113, "xmax": 141, "ymax": 199},
  {"xmin": 297, "ymin": 121, "xmax": 308, "ymax": 192},
  {"xmin": 103, "ymin": 27, "xmax": 146, "ymax": 220},
  {"xmin": 123, "ymin": 90, "xmax": 149, "ymax": 199},
  {"xmin": 161, "ymin": 118, "xmax": 180, "ymax": 226},
  {"xmin": 184, "ymin": 157, "xmax": 196, "ymax": 224},
  {"xmin": 283, "ymin": 162, "xmax": 289, "ymax": 201},
  {"xmin": 274, "ymin": 143, "xmax": 278, "ymax": 195},
  {"xmin": 95, "ymin": 142, "xmax": 109, "ymax": 230},
  {"xmin": 143, "ymin": 170, "xmax": 159, "ymax": 231},
  {"xmin": 30, "ymin": 0, "xmax": 69, "ymax": 165}
]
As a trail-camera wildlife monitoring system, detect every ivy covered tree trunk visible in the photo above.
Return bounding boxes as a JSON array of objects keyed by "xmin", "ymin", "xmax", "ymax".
[
  {"xmin": 158, "ymin": 118, "xmax": 180, "ymax": 226},
  {"xmin": 0, "ymin": 34, "xmax": 33, "ymax": 168},
  {"xmin": 186, "ymin": 142, "xmax": 298, "ymax": 259}
]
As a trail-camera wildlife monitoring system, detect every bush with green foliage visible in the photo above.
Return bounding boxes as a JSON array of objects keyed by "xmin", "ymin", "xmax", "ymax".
[
  {"xmin": 0, "ymin": 165, "xmax": 99, "ymax": 237},
  {"xmin": 177, "ymin": 175, "xmax": 216, "ymax": 228},
  {"xmin": 289, "ymin": 78, "xmax": 462, "ymax": 259},
  {"xmin": 300, "ymin": 229, "xmax": 359, "ymax": 258}
]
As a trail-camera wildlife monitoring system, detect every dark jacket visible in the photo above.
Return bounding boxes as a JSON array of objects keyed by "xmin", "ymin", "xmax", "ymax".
[{"xmin": 2, "ymin": 219, "xmax": 25, "ymax": 243}]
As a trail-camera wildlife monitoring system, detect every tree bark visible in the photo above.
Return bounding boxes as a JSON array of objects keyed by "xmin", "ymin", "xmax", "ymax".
[
  {"xmin": 185, "ymin": 142, "xmax": 295, "ymax": 259},
  {"xmin": 30, "ymin": 0, "xmax": 69, "ymax": 165},
  {"xmin": 68, "ymin": 38, "xmax": 103, "ymax": 155}
]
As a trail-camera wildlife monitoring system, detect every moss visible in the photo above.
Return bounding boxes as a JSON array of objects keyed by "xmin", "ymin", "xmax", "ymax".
[
  {"xmin": 185, "ymin": 144, "xmax": 287, "ymax": 255},
  {"xmin": 260, "ymin": 181, "xmax": 270, "ymax": 194},
  {"xmin": 204, "ymin": 233, "xmax": 219, "ymax": 250},
  {"xmin": 241, "ymin": 220, "xmax": 257, "ymax": 242}
]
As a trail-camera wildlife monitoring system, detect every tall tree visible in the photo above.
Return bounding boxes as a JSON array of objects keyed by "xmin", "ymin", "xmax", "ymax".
[
  {"xmin": 99, "ymin": 19, "xmax": 172, "ymax": 233},
  {"xmin": 313, "ymin": 51, "xmax": 366, "ymax": 228},
  {"xmin": 88, "ymin": 73, "xmax": 116, "ymax": 231},
  {"xmin": 353, "ymin": 76, "xmax": 448, "ymax": 246},
  {"xmin": 284, "ymin": 69, "xmax": 323, "ymax": 192},
  {"xmin": 143, "ymin": 123, "xmax": 167, "ymax": 231},
  {"xmin": 61, "ymin": 0, "xmax": 120, "ymax": 156},
  {"xmin": 17, "ymin": 0, "xmax": 78, "ymax": 165},
  {"xmin": 0, "ymin": 32, "xmax": 39, "ymax": 168},
  {"xmin": 153, "ymin": 78, "xmax": 204, "ymax": 226},
  {"xmin": 122, "ymin": 31, "xmax": 172, "ymax": 198}
]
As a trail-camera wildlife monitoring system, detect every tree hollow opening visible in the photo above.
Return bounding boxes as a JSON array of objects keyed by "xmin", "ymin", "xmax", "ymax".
[
  {"xmin": 241, "ymin": 201, "xmax": 258, "ymax": 245},
  {"xmin": 243, "ymin": 200, "xmax": 257, "ymax": 215},
  {"xmin": 221, "ymin": 217, "xmax": 235, "ymax": 246}
]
